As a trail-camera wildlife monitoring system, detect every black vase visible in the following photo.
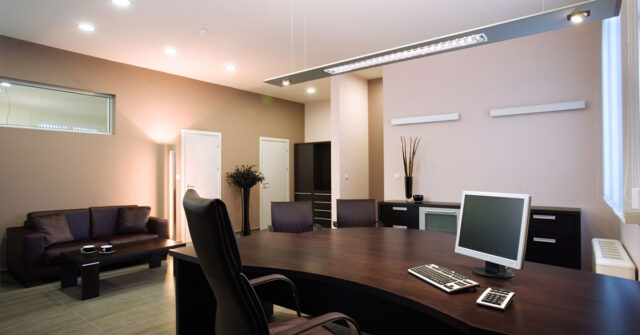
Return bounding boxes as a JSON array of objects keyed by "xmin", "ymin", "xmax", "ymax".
[
  {"xmin": 241, "ymin": 187, "xmax": 251, "ymax": 236},
  {"xmin": 405, "ymin": 176, "xmax": 413, "ymax": 200}
]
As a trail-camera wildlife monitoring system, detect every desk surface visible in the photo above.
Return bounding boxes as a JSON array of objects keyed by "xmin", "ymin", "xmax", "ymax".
[{"xmin": 171, "ymin": 228, "xmax": 640, "ymax": 334}]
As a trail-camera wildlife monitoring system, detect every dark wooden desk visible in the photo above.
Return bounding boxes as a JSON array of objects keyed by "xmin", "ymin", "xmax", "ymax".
[{"xmin": 170, "ymin": 228, "xmax": 640, "ymax": 334}]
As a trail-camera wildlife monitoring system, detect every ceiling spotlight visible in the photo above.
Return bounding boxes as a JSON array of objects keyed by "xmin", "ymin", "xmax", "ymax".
[
  {"xmin": 77, "ymin": 23, "xmax": 95, "ymax": 32},
  {"xmin": 306, "ymin": 87, "xmax": 316, "ymax": 94},
  {"xmin": 568, "ymin": 10, "xmax": 590, "ymax": 24},
  {"xmin": 224, "ymin": 64, "xmax": 237, "ymax": 72},
  {"xmin": 164, "ymin": 47, "xmax": 177, "ymax": 55},
  {"xmin": 0, "ymin": 82, "xmax": 11, "ymax": 87},
  {"xmin": 199, "ymin": 28, "xmax": 209, "ymax": 36},
  {"xmin": 112, "ymin": 0, "xmax": 131, "ymax": 7},
  {"xmin": 282, "ymin": 80, "xmax": 291, "ymax": 86}
]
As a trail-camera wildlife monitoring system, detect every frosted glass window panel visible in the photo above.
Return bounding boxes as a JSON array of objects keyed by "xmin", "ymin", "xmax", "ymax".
[
  {"xmin": 0, "ymin": 78, "xmax": 113, "ymax": 134},
  {"xmin": 601, "ymin": 16, "xmax": 624, "ymax": 219}
]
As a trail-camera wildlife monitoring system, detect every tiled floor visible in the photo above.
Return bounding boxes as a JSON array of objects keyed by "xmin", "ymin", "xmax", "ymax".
[{"xmin": 0, "ymin": 257, "xmax": 298, "ymax": 334}]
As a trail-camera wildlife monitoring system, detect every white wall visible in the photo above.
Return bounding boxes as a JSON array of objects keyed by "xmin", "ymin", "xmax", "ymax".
[
  {"xmin": 331, "ymin": 73, "xmax": 369, "ymax": 220},
  {"xmin": 382, "ymin": 22, "xmax": 619, "ymax": 270},
  {"xmin": 304, "ymin": 100, "xmax": 331, "ymax": 142}
]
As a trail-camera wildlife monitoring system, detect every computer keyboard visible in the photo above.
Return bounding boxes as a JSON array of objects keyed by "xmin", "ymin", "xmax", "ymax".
[
  {"xmin": 408, "ymin": 264, "xmax": 479, "ymax": 293},
  {"xmin": 476, "ymin": 287, "xmax": 514, "ymax": 310}
]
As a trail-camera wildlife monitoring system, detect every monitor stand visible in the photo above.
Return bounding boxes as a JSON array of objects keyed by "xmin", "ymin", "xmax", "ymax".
[{"xmin": 472, "ymin": 261, "xmax": 514, "ymax": 279}]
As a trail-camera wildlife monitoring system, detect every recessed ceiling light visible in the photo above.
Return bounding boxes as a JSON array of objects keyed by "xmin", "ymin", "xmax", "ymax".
[
  {"xmin": 199, "ymin": 28, "xmax": 209, "ymax": 35},
  {"xmin": 77, "ymin": 23, "xmax": 95, "ymax": 32},
  {"xmin": 0, "ymin": 82, "xmax": 11, "ymax": 87},
  {"xmin": 112, "ymin": 0, "xmax": 131, "ymax": 7},
  {"xmin": 224, "ymin": 64, "xmax": 237, "ymax": 72},
  {"xmin": 306, "ymin": 87, "xmax": 316, "ymax": 94},
  {"xmin": 282, "ymin": 80, "xmax": 290, "ymax": 86},
  {"xmin": 164, "ymin": 47, "xmax": 177, "ymax": 55},
  {"xmin": 568, "ymin": 10, "xmax": 590, "ymax": 24}
]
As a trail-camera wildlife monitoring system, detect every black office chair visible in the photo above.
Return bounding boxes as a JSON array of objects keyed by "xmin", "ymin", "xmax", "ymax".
[
  {"xmin": 271, "ymin": 201, "xmax": 314, "ymax": 233},
  {"xmin": 336, "ymin": 199, "xmax": 377, "ymax": 228},
  {"xmin": 183, "ymin": 189, "xmax": 361, "ymax": 335}
]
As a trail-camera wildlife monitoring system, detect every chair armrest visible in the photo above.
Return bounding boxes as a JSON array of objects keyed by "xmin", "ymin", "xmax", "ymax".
[
  {"xmin": 274, "ymin": 312, "xmax": 361, "ymax": 335},
  {"xmin": 147, "ymin": 216, "xmax": 169, "ymax": 239},
  {"xmin": 7, "ymin": 226, "xmax": 45, "ymax": 284},
  {"xmin": 249, "ymin": 274, "xmax": 301, "ymax": 317}
]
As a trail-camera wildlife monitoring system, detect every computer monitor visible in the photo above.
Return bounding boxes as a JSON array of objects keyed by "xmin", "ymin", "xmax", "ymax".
[{"xmin": 454, "ymin": 191, "xmax": 531, "ymax": 278}]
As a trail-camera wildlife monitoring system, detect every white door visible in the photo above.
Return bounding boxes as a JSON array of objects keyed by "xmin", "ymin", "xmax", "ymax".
[
  {"xmin": 181, "ymin": 130, "xmax": 222, "ymax": 242},
  {"xmin": 260, "ymin": 137, "xmax": 290, "ymax": 230}
]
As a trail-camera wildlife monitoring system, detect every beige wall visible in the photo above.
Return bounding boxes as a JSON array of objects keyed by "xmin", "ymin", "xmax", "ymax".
[
  {"xmin": 382, "ymin": 22, "xmax": 619, "ymax": 270},
  {"xmin": 330, "ymin": 73, "xmax": 369, "ymax": 220},
  {"xmin": 368, "ymin": 78, "xmax": 384, "ymax": 215},
  {"xmin": 304, "ymin": 100, "xmax": 330, "ymax": 142},
  {"xmin": 0, "ymin": 36, "xmax": 304, "ymax": 269}
]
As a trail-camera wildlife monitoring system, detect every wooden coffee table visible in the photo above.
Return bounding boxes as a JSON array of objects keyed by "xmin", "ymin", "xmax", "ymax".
[{"xmin": 61, "ymin": 238, "xmax": 185, "ymax": 300}]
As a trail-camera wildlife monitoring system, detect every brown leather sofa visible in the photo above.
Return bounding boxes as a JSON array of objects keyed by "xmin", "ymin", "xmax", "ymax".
[{"xmin": 7, "ymin": 205, "xmax": 169, "ymax": 286}]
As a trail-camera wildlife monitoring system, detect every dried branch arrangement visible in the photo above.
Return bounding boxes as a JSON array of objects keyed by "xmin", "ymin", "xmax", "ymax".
[{"xmin": 401, "ymin": 136, "xmax": 421, "ymax": 177}]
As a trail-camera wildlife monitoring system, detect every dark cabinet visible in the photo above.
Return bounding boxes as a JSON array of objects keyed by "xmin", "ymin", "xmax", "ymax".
[
  {"xmin": 294, "ymin": 142, "xmax": 332, "ymax": 228},
  {"xmin": 379, "ymin": 201, "xmax": 581, "ymax": 270}
]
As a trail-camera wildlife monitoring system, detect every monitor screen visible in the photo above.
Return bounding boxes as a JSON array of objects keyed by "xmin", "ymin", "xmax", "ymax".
[{"xmin": 455, "ymin": 191, "xmax": 530, "ymax": 272}]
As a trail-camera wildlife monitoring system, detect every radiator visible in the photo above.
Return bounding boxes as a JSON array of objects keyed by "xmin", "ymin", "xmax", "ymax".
[{"xmin": 592, "ymin": 238, "xmax": 636, "ymax": 280}]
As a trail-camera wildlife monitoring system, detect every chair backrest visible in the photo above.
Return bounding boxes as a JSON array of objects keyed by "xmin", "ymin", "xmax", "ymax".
[
  {"xmin": 183, "ymin": 189, "xmax": 269, "ymax": 335},
  {"xmin": 336, "ymin": 199, "xmax": 376, "ymax": 228},
  {"xmin": 271, "ymin": 201, "xmax": 313, "ymax": 233}
]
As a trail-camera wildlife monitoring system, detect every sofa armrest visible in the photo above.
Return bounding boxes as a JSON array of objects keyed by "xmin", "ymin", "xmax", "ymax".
[
  {"xmin": 148, "ymin": 216, "xmax": 169, "ymax": 239},
  {"xmin": 7, "ymin": 226, "xmax": 45, "ymax": 285}
]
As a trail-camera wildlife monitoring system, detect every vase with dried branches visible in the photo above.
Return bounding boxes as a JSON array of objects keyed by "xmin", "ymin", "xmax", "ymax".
[
  {"xmin": 401, "ymin": 136, "xmax": 421, "ymax": 200},
  {"xmin": 226, "ymin": 164, "xmax": 265, "ymax": 236}
]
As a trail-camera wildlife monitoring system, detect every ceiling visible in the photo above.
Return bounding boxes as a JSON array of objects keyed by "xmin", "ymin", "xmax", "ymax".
[{"xmin": 0, "ymin": 0, "xmax": 582, "ymax": 104}]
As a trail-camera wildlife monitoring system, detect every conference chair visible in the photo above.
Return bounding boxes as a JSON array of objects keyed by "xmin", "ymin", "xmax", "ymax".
[
  {"xmin": 336, "ymin": 199, "xmax": 377, "ymax": 228},
  {"xmin": 271, "ymin": 201, "xmax": 314, "ymax": 233},
  {"xmin": 183, "ymin": 189, "xmax": 361, "ymax": 335}
]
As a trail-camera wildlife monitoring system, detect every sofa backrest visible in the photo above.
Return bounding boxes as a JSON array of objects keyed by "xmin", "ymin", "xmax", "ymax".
[
  {"xmin": 89, "ymin": 205, "xmax": 137, "ymax": 239},
  {"xmin": 27, "ymin": 209, "xmax": 90, "ymax": 241}
]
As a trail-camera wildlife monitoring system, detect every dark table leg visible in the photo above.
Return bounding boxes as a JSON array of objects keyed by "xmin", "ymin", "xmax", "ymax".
[
  {"xmin": 149, "ymin": 251, "xmax": 162, "ymax": 269},
  {"xmin": 60, "ymin": 259, "xmax": 78, "ymax": 288},
  {"xmin": 81, "ymin": 262, "xmax": 100, "ymax": 300},
  {"xmin": 174, "ymin": 257, "xmax": 216, "ymax": 335}
]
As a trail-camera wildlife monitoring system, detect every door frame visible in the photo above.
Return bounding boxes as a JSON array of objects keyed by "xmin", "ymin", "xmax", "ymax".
[
  {"xmin": 259, "ymin": 136, "xmax": 290, "ymax": 230},
  {"xmin": 181, "ymin": 129, "xmax": 222, "ymax": 242}
]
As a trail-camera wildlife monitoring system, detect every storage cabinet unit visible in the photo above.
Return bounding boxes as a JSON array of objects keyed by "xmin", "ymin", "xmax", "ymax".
[
  {"xmin": 294, "ymin": 142, "xmax": 332, "ymax": 228},
  {"xmin": 379, "ymin": 201, "xmax": 581, "ymax": 270}
]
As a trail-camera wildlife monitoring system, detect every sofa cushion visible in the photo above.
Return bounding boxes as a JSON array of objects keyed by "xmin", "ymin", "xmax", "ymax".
[
  {"xmin": 90, "ymin": 205, "xmax": 136, "ymax": 239},
  {"xmin": 44, "ymin": 240, "xmax": 108, "ymax": 265},
  {"xmin": 117, "ymin": 206, "xmax": 150, "ymax": 233},
  {"xmin": 108, "ymin": 233, "xmax": 158, "ymax": 245},
  {"xmin": 27, "ymin": 213, "xmax": 74, "ymax": 247},
  {"xmin": 27, "ymin": 209, "xmax": 90, "ymax": 241}
]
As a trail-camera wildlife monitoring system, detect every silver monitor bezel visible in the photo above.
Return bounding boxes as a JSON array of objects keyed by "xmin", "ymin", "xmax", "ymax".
[{"xmin": 454, "ymin": 190, "xmax": 531, "ymax": 270}]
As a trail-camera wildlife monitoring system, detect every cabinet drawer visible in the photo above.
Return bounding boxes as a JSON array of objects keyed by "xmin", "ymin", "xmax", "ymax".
[
  {"xmin": 528, "ymin": 220, "xmax": 578, "ymax": 245},
  {"xmin": 313, "ymin": 201, "xmax": 331, "ymax": 210},
  {"xmin": 313, "ymin": 192, "xmax": 332, "ymax": 202},
  {"xmin": 525, "ymin": 221, "xmax": 580, "ymax": 269},
  {"xmin": 294, "ymin": 192, "xmax": 313, "ymax": 201},
  {"xmin": 313, "ymin": 209, "xmax": 331, "ymax": 219},
  {"xmin": 379, "ymin": 205, "xmax": 419, "ymax": 229}
]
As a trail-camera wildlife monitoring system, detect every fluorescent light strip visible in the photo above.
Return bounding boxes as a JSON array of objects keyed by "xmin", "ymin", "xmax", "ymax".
[{"xmin": 324, "ymin": 34, "xmax": 487, "ymax": 75}]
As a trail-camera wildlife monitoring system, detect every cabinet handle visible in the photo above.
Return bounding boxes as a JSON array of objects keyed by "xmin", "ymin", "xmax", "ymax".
[
  {"xmin": 425, "ymin": 210, "xmax": 457, "ymax": 215},
  {"xmin": 392, "ymin": 225, "xmax": 408, "ymax": 229},
  {"xmin": 314, "ymin": 209, "xmax": 331, "ymax": 212},
  {"xmin": 314, "ymin": 217, "xmax": 332, "ymax": 221},
  {"xmin": 392, "ymin": 207, "xmax": 408, "ymax": 211},
  {"xmin": 295, "ymin": 192, "xmax": 312, "ymax": 195},
  {"xmin": 533, "ymin": 237, "xmax": 557, "ymax": 244},
  {"xmin": 314, "ymin": 201, "xmax": 331, "ymax": 204},
  {"xmin": 533, "ymin": 214, "xmax": 556, "ymax": 220},
  {"xmin": 315, "ymin": 193, "xmax": 332, "ymax": 196}
]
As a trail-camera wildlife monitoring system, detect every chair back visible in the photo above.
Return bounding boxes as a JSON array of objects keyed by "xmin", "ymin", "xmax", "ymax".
[
  {"xmin": 271, "ymin": 201, "xmax": 313, "ymax": 233},
  {"xmin": 183, "ymin": 189, "xmax": 268, "ymax": 335},
  {"xmin": 336, "ymin": 199, "xmax": 376, "ymax": 228}
]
